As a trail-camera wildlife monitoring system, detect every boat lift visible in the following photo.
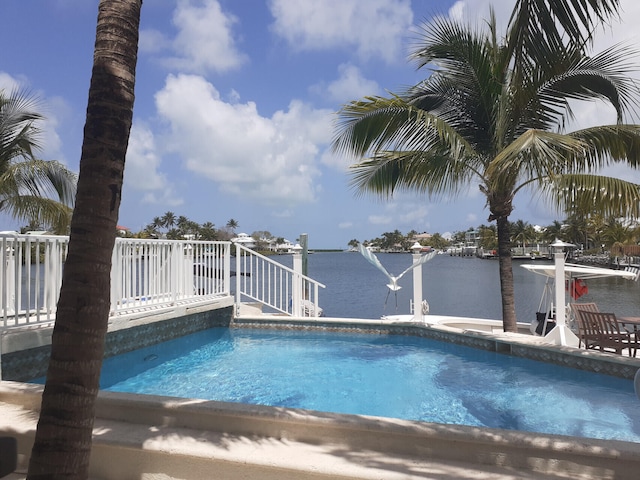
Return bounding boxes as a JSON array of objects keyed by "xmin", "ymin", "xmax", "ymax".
[{"xmin": 521, "ymin": 240, "xmax": 638, "ymax": 346}]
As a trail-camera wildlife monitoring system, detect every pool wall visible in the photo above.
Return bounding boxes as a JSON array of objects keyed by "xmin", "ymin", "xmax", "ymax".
[
  {"xmin": 233, "ymin": 315, "xmax": 640, "ymax": 379},
  {"xmin": 1, "ymin": 300, "xmax": 233, "ymax": 381},
  {"xmin": 1, "ymin": 380, "xmax": 639, "ymax": 479}
]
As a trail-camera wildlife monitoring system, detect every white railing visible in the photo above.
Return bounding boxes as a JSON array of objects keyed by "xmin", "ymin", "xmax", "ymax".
[
  {"xmin": 0, "ymin": 234, "xmax": 232, "ymax": 328},
  {"xmin": 0, "ymin": 234, "xmax": 68, "ymax": 327},
  {"xmin": 235, "ymin": 244, "xmax": 325, "ymax": 317},
  {"xmin": 111, "ymin": 238, "xmax": 231, "ymax": 315}
]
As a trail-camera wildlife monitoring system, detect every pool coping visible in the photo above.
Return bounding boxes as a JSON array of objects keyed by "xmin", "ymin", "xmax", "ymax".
[{"xmin": 1, "ymin": 380, "xmax": 639, "ymax": 479}]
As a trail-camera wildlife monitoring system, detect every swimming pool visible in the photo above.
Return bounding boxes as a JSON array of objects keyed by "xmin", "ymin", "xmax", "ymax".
[{"xmin": 92, "ymin": 327, "xmax": 640, "ymax": 443}]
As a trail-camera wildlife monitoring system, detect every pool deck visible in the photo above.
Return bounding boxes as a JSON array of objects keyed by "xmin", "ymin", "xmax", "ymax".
[
  {"xmin": 2, "ymin": 314, "xmax": 640, "ymax": 479},
  {"xmin": 2, "ymin": 380, "xmax": 640, "ymax": 480}
]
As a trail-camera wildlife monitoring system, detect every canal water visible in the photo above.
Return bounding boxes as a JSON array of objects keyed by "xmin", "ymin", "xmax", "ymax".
[{"xmin": 273, "ymin": 252, "xmax": 640, "ymax": 322}]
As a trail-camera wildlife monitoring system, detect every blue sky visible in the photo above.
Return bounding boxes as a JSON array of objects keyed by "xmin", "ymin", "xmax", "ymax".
[{"xmin": 2, "ymin": 0, "xmax": 639, "ymax": 248}]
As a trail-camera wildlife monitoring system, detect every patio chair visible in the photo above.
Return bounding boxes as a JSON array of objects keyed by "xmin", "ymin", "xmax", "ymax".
[
  {"xmin": 580, "ymin": 311, "xmax": 639, "ymax": 357},
  {"xmin": 571, "ymin": 303, "xmax": 599, "ymax": 349}
]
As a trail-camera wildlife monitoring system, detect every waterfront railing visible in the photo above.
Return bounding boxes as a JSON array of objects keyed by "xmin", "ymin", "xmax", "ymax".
[
  {"xmin": 0, "ymin": 234, "xmax": 68, "ymax": 327},
  {"xmin": 0, "ymin": 234, "xmax": 232, "ymax": 328},
  {"xmin": 235, "ymin": 244, "xmax": 325, "ymax": 318},
  {"xmin": 0, "ymin": 233, "xmax": 325, "ymax": 329},
  {"xmin": 111, "ymin": 238, "xmax": 231, "ymax": 315}
]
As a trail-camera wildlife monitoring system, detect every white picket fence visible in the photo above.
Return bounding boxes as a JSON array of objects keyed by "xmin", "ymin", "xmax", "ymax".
[{"xmin": 0, "ymin": 233, "xmax": 324, "ymax": 329}]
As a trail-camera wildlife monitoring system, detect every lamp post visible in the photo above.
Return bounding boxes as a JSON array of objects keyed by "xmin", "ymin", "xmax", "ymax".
[{"xmin": 545, "ymin": 239, "xmax": 580, "ymax": 346}]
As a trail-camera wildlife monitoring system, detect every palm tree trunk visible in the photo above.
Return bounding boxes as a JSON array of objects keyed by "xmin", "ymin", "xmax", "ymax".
[
  {"xmin": 496, "ymin": 216, "xmax": 518, "ymax": 332},
  {"xmin": 27, "ymin": 1, "xmax": 142, "ymax": 478}
]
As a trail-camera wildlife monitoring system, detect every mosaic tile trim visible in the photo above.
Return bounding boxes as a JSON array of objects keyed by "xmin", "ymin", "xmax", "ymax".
[
  {"xmin": 231, "ymin": 318, "xmax": 640, "ymax": 379},
  {"xmin": 5, "ymin": 311, "xmax": 638, "ymax": 382},
  {"xmin": 1, "ymin": 306, "xmax": 233, "ymax": 381}
]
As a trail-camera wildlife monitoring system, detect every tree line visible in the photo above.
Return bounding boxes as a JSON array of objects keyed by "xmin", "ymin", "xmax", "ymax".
[{"xmin": 350, "ymin": 214, "xmax": 640, "ymax": 254}]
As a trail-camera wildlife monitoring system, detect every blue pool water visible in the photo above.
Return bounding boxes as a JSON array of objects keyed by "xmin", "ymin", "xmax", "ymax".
[{"xmin": 92, "ymin": 327, "xmax": 640, "ymax": 442}]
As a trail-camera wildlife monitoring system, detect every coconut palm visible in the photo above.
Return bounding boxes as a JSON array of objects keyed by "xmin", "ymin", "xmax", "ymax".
[
  {"xmin": 0, "ymin": 89, "xmax": 76, "ymax": 232},
  {"xmin": 332, "ymin": 4, "xmax": 640, "ymax": 332},
  {"xmin": 27, "ymin": 0, "xmax": 142, "ymax": 477},
  {"xmin": 161, "ymin": 210, "xmax": 176, "ymax": 229},
  {"xmin": 541, "ymin": 220, "xmax": 565, "ymax": 245},
  {"xmin": 511, "ymin": 220, "xmax": 536, "ymax": 255},
  {"xmin": 226, "ymin": 218, "xmax": 239, "ymax": 232}
]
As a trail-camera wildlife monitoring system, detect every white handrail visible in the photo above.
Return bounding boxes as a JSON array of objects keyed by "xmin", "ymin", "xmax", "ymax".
[
  {"xmin": 0, "ymin": 234, "xmax": 231, "ymax": 329},
  {"xmin": 0, "ymin": 233, "xmax": 326, "ymax": 329},
  {"xmin": 234, "ymin": 244, "xmax": 325, "ymax": 317}
]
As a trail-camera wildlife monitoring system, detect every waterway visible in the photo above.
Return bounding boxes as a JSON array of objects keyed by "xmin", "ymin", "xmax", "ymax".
[{"xmin": 273, "ymin": 252, "xmax": 640, "ymax": 322}]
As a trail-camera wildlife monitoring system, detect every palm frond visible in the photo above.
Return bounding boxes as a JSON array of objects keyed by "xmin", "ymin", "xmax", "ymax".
[
  {"xmin": 548, "ymin": 173, "xmax": 640, "ymax": 219},
  {"xmin": 349, "ymin": 149, "xmax": 481, "ymax": 199},
  {"xmin": 567, "ymin": 124, "xmax": 640, "ymax": 168},
  {"xmin": 507, "ymin": 0, "xmax": 621, "ymax": 68},
  {"xmin": 0, "ymin": 88, "xmax": 44, "ymax": 164}
]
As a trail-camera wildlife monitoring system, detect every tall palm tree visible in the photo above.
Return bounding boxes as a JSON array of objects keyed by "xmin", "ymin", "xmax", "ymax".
[
  {"xmin": 511, "ymin": 220, "xmax": 535, "ymax": 255},
  {"xmin": 27, "ymin": 0, "xmax": 142, "ymax": 477},
  {"xmin": 161, "ymin": 210, "xmax": 176, "ymax": 229},
  {"xmin": 541, "ymin": 220, "xmax": 565, "ymax": 244},
  {"xmin": 332, "ymin": 4, "xmax": 640, "ymax": 332},
  {"xmin": 226, "ymin": 218, "xmax": 239, "ymax": 232},
  {"xmin": 0, "ymin": 89, "xmax": 76, "ymax": 232}
]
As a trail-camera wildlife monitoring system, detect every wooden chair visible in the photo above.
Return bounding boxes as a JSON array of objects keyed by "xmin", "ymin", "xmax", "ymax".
[
  {"xmin": 571, "ymin": 303, "xmax": 599, "ymax": 349},
  {"xmin": 580, "ymin": 311, "xmax": 639, "ymax": 357}
]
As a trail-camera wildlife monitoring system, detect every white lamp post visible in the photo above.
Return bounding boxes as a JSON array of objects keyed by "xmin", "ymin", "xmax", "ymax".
[{"xmin": 544, "ymin": 239, "xmax": 580, "ymax": 346}]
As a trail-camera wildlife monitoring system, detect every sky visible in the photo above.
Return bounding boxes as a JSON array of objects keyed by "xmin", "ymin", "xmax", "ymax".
[{"xmin": 2, "ymin": 0, "xmax": 640, "ymax": 249}]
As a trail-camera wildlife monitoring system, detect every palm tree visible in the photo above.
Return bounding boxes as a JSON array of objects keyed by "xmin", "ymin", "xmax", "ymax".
[
  {"xmin": 511, "ymin": 220, "xmax": 536, "ymax": 255},
  {"xmin": 541, "ymin": 220, "xmax": 564, "ymax": 245},
  {"xmin": 161, "ymin": 210, "xmax": 176, "ymax": 229},
  {"xmin": 602, "ymin": 217, "xmax": 633, "ymax": 246},
  {"xmin": 27, "ymin": 0, "xmax": 143, "ymax": 477},
  {"xmin": 332, "ymin": 2, "xmax": 640, "ymax": 332},
  {"xmin": 226, "ymin": 218, "xmax": 239, "ymax": 232},
  {"xmin": 0, "ymin": 89, "xmax": 77, "ymax": 232}
]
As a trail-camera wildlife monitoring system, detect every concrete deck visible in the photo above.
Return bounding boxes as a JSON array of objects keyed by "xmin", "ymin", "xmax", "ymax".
[{"xmin": 2, "ymin": 380, "xmax": 640, "ymax": 480}]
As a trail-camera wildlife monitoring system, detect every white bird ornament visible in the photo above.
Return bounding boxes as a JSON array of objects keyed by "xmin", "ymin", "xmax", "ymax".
[{"xmin": 358, "ymin": 243, "xmax": 436, "ymax": 308}]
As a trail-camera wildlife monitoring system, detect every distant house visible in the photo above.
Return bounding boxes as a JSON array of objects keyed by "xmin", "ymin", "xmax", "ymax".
[
  {"xmin": 273, "ymin": 239, "xmax": 296, "ymax": 253},
  {"xmin": 116, "ymin": 225, "xmax": 130, "ymax": 236},
  {"xmin": 231, "ymin": 232, "xmax": 256, "ymax": 249},
  {"xmin": 413, "ymin": 232, "xmax": 432, "ymax": 242}
]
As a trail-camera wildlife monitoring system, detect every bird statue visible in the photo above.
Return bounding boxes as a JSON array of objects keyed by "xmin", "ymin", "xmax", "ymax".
[{"xmin": 358, "ymin": 243, "xmax": 437, "ymax": 309}]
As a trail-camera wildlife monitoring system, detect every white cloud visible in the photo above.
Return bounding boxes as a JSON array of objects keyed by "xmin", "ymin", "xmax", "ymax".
[
  {"xmin": 368, "ymin": 214, "xmax": 392, "ymax": 225},
  {"xmin": 0, "ymin": 72, "xmax": 22, "ymax": 91},
  {"xmin": 154, "ymin": 74, "xmax": 332, "ymax": 206},
  {"xmin": 338, "ymin": 221, "xmax": 353, "ymax": 229},
  {"xmin": 161, "ymin": 0, "xmax": 248, "ymax": 74},
  {"xmin": 125, "ymin": 123, "xmax": 183, "ymax": 206},
  {"xmin": 268, "ymin": 0, "xmax": 413, "ymax": 63},
  {"xmin": 317, "ymin": 63, "xmax": 380, "ymax": 104}
]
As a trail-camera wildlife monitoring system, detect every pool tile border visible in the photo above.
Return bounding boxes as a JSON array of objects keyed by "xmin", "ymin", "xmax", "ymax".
[{"xmin": 232, "ymin": 317, "xmax": 640, "ymax": 379}]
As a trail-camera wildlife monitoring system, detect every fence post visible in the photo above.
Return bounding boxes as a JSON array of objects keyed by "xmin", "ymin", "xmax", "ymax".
[
  {"xmin": 411, "ymin": 242, "xmax": 424, "ymax": 322},
  {"xmin": 291, "ymin": 243, "xmax": 303, "ymax": 316}
]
